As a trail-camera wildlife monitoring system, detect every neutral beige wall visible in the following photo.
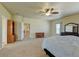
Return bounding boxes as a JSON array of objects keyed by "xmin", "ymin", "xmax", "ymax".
[
  {"xmin": 24, "ymin": 17, "xmax": 50, "ymax": 38},
  {"xmin": 0, "ymin": 3, "xmax": 12, "ymax": 48},
  {"xmin": 0, "ymin": 16, "xmax": 2, "ymax": 48},
  {"xmin": 2, "ymin": 15, "xmax": 8, "ymax": 47},
  {"xmin": 13, "ymin": 15, "xmax": 50, "ymax": 39},
  {"xmin": 61, "ymin": 13, "xmax": 79, "ymax": 32},
  {"xmin": 49, "ymin": 19, "xmax": 61, "ymax": 36},
  {"xmin": 49, "ymin": 20, "xmax": 56, "ymax": 36},
  {"xmin": 13, "ymin": 15, "xmax": 24, "ymax": 40},
  {"xmin": 50, "ymin": 13, "xmax": 79, "ymax": 36}
]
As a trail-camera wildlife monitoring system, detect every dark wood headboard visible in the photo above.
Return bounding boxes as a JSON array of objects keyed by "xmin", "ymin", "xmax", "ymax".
[{"xmin": 61, "ymin": 23, "xmax": 79, "ymax": 36}]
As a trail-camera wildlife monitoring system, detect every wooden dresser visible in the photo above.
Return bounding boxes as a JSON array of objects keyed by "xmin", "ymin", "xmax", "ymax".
[{"xmin": 35, "ymin": 32, "xmax": 44, "ymax": 38}]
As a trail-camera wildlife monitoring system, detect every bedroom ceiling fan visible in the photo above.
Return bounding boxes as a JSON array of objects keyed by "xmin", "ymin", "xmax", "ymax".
[{"xmin": 39, "ymin": 8, "xmax": 59, "ymax": 16}]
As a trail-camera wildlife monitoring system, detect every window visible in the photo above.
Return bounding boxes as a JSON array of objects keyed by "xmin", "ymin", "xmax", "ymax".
[{"xmin": 56, "ymin": 23, "xmax": 61, "ymax": 34}]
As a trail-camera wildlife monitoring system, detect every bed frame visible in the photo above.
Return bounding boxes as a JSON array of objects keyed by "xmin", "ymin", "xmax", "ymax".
[
  {"xmin": 44, "ymin": 23, "xmax": 79, "ymax": 57},
  {"xmin": 44, "ymin": 49, "xmax": 55, "ymax": 57}
]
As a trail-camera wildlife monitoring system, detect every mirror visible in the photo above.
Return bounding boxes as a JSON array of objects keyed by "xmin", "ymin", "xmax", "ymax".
[{"xmin": 66, "ymin": 25, "xmax": 73, "ymax": 32}]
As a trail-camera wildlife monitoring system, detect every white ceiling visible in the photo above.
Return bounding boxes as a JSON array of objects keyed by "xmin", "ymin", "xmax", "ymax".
[{"xmin": 1, "ymin": 2, "xmax": 79, "ymax": 20}]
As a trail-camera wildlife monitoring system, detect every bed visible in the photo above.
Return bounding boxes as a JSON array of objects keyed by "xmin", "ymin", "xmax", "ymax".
[{"xmin": 42, "ymin": 23, "xmax": 79, "ymax": 57}]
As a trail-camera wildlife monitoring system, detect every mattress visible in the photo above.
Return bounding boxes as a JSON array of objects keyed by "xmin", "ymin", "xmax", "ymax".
[{"xmin": 42, "ymin": 36, "xmax": 79, "ymax": 57}]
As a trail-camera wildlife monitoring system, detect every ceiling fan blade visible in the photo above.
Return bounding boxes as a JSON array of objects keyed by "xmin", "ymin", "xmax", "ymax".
[
  {"xmin": 51, "ymin": 8, "xmax": 54, "ymax": 11},
  {"xmin": 45, "ymin": 8, "xmax": 49, "ymax": 13},
  {"xmin": 39, "ymin": 11, "xmax": 45, "ymax": 13},
  {"xmin": 52, "ymin": 12, "xmax": 59, "ymax": 14}
]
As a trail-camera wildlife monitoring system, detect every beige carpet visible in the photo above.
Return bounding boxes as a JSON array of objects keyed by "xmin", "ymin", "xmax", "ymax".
[{"xmin": 0, "ymin": 38, "xmax": 48, "ymax": 57}]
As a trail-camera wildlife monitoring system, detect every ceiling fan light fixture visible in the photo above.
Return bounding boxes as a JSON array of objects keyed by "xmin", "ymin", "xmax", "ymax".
[{"xmin": 45, "ymin": 11, "xmax": 51, "ymax": 16}]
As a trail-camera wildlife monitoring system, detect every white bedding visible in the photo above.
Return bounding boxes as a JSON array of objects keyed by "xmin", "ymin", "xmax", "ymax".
[{"xmin": 42, "ymin": 36, "xmax": 79, "ymax": 57}]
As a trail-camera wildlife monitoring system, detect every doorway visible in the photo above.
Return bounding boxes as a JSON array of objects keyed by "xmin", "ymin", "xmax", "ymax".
[
  {"xmin": 7, "ymin": 20, "xmax": 16, "ymax": 43},
  {"xmin": 24, "ymin": 23, "xmax": 30, "ymax": 39}
]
